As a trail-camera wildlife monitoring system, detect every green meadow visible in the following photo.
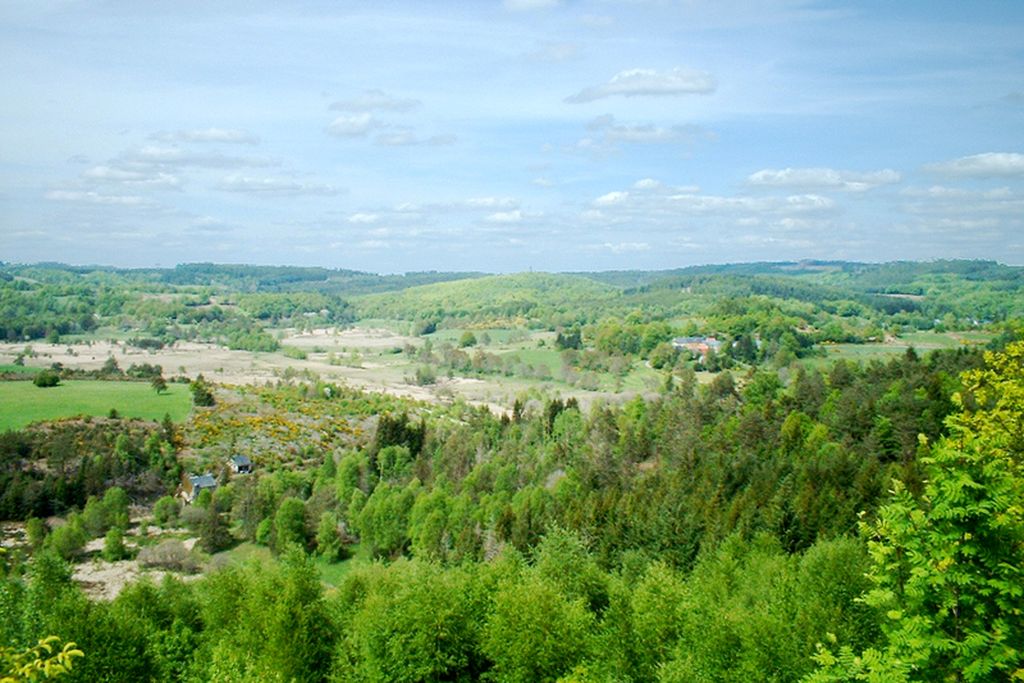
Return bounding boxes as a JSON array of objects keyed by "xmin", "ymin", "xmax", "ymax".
[{"xmin": 0, "ymin": 379, "xmax": 191, "ymax": 431}]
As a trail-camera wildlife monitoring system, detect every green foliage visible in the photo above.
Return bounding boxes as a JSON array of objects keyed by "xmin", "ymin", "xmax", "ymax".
[
  {"xmin": 150, "ymin": 375, "xmax": 167, "ymax": 394},
  {"xmin": 198, "ymin": 507, "xmax": 233, "ymax": 554},
  {"xmin": 196, "ymin": 548, "xmax": 334, "ymax": 682},
  {"xmin": 31, "ymin": 371, "xmax": 60, "ymax": 389},
  {"xmin": 809, "ymin": 341, "xmax": 1024, "ymax": 682},
  {"xmin": 43, "ymin": 517, "xmax": 85, "ymax": 561},
  {"xmin": 336, "ymin": 560, "xmax": 486, "ymax": 682},
  {"xmin": 0, "ymin": 636, "xmax": 83, "ymax": 682},
  {"xmin": 482, "ymin": 572, "xmax": 595, "ymax": 683},
  {"xmin": 152, "ymin": 496, "xmax": 180, "ymax": 528},
  {"xmin": 315, "ymin": 511, "xmax": 343, "ymax": 561},
  {"xmin": 102, "ymin": 528, "xmax": 128, "ymax": 562},
  {"xmin": 281, "ymin": 345, "xmax": 307, "ymax": 360},
  {"xmin": 189, "ymin": 375, "xmax": 215, "ymax": 407},
  {"xmin": 356, "ymin": 480, "xmax": 418, "ymax": 559},
  {"xmin": 413, "ymin": 365, "xmax": 436, "ymax": 386},
  {"xmin": 274, "ymin": 497, "xmax": 308, "ymax": 553},
  {"xmin": 24, "ymin": 520, "xmax": 46, "ymax": 552}
]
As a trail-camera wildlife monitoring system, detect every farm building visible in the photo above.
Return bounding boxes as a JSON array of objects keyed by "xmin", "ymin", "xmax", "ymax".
[
  {"xmin": 228, "ymin": 455, "xmax": 253, "ymax": 474},
  {"xmin": 180, "ymin": 473, "xmax": 217, "ymax": 504},
  {"xmin": 671, "ymin": 335, "xmax": 723, "ymax": 357}
]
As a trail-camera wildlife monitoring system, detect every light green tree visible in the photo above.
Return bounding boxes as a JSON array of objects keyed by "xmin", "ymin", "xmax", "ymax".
[
  {"xmin": 807, "ymin": 341, "xmax": 1024, "ymax": 682},
  {"xmin": 315, "ymin": 511, "xmax": 342, "ymax": 561},
  {"xmin": 482, "ymin": 573, "xmax": 595, "ymax": 683},
  {"xmin": 274, "ymin": 497, "xmax": 307, "ymax": 553},
  {"xmin": 0, "ymin": 637, "xmax": 83, "ymax": 682}
]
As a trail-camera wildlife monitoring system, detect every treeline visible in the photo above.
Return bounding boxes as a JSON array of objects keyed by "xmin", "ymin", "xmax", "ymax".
[
  {"xmin": 0, "ymin": 530, "xmax": 875, "ymax": 682},
  {"xmin": 0, "ymin": 418, "xmax": 178, "ymax": 519}
]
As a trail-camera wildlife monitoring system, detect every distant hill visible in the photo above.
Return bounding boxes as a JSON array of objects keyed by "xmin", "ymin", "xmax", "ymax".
[
  {"xmin": 354, "ymin": 272, "xmax": 619, "ymax": 326},
  {"xmin": 0, "ymin": 262, "xmax": 484, "ymax": 296}
]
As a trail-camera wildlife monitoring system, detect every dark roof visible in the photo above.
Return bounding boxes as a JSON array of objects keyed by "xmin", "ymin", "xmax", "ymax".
[
  {"xmin": 189, "ymin": 473, "xmax": 217, "ymax": 489},
  {"xmin": 230, "ymin": 455, "xmax": 252, "ymax": 466}
]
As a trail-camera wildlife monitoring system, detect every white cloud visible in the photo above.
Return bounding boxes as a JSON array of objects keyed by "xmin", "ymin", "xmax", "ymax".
[
  {"xmin": 485, "ymin": 210, "xmax": 523, "ymax": 223},
  {"xmin": 587, "ymin": 182, "xmax": 839, "ymax": 231},
  {"xmin": 899, "ymin": 185, "xmax": 1024, "ymax": 218},
  {"xmin": 595, "ymin": 191, "xmax": 629, "ymax": 206},
  {"xmin": 45, "ymin": 190, "xmax": 153, "ymax": 206},
  {"xmin": 465, "ymin": 197, "xmax": 518, "ymax": 209},
  {"xmin": 375, "ymin": 130, "xmax": 456, "ymax": 147},
  {"xmin": 580, "ymin": 115, "xmax": 711, "ymax": 152},
  {"xmin": 329, "ymin": 90, "xmax": 420, "ymax": 113},
  {"xmin": 151, "ymin": 128, "xmax": 259, "ymax": 144},
  {"xmin": 82, "ymin": 165, "xmax": 181, "ymax": 189},
  {"xmin": 784, "ymin": 194, "xmax": 836, "ymax": 211},
  {"xmin": 120, "ymin": 145, "xmax": 276, "ymax": 169},
  {"xmin": 214, "ymin": 175, "xmax": 341, "ymax": 196},
  {"xmin": 594, "ymin": 242, "xmax": 650, "ymax": 253},
  {"xmin": 504, "ymin": 0, "xmax": 560, "ymax": 11},
  {"xmin": 923, "ymin": 152, "xmax": 1024, "ymax": 177},
  {"xmin": 326, "ymin": 113, "xmax": 379, "ymax": 137},
  {"xmin": 566, "ymin": 67, "xmax": 716, "ymax": 103},
  {"xmin": 900, "ymin": 185, "xmax": 1012, "ymax": 200},
  {"xmin": 347, "ymin": 212, "xmax": 380, "ymax": 224},
  {"xmin": 747, "ymin": 167, "xmax": 901, "ymax": 192}
]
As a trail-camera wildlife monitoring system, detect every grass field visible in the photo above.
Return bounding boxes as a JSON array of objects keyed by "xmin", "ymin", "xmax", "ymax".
[
  {"xmin": 0, "ymin": 364, "xmax": 37, "ymax": 375},
  {"xmin": 806, "ymin": 330, "xmax": 994, "ymax": 368},
  {"xmin": 213, "ymin": 541, "xmax": 358, "ymax": 587},
  {"xmin": 0, "ymin": 380, "xmax": 191, "ymax": 431}
]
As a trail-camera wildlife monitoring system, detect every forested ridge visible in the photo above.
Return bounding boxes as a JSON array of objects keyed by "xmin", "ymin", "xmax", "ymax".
[
  {"xmin": 2, "ymin": 339, "xmax": 1022, "ymax": 681},
  {"xmin": 1, "ymin": 260, "xmax": 1023, "ymax": 681}
]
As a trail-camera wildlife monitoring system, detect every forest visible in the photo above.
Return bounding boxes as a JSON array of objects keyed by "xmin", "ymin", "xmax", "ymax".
[{"xmin": 0, "ymin": 261, "xmax": 1022, "ymax": 682}]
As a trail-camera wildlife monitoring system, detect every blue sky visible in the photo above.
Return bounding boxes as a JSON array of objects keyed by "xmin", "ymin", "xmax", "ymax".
[{"xmin": 2, "ymin": 0, "xmax": 1022, "ymax": 272}]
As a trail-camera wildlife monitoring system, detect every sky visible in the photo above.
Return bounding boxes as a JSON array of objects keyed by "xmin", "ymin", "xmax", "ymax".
[{"xmin": 1, "ymin": 0, "xmax": 1023, "ymax": 273}]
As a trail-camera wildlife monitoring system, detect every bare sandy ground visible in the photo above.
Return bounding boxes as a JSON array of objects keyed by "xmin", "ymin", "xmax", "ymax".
[
  {"xmin": 72, "ymin": 557, "xmax": 200, "ymax": 601},
  {"xmin": 0, "ymin": 329, "xmax": 514, "ymax": 414},
  {"xmin": 1, "ymin": 325, "xmax": 655, "ymax": 415}
]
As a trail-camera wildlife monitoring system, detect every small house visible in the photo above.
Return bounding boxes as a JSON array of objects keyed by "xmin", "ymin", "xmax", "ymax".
[
  {"xmin": 180, "ymin": 472, "xmax": 217, "ymax": 504},
  {"xmin": 228, "ymin": 455, "xmax": 253, "ymax": 475}
]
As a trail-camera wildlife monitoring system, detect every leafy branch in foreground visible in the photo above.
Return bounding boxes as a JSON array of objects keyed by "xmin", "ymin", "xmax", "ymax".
[
  {"xmin": 0, "ymin": 636, "xmax": 83, "ymax": 682},
  {"xmin": 807, "ymin": 341, "xmax": 1024, "ymax": 682}
]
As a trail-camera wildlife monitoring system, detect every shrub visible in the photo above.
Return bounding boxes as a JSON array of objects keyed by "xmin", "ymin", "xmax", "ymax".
[
  {"xmin": 137, "ymin": 540, "xmax": 199, "ymax": 573},
  {"xmin": 153, "ymin": 496, "xmax": 181, "ymax": 528},
  {"xmin": 33, "ymin": 370, "xmax": 60, "ymax": 387},
  {"xmin": 102, "ymin": 527, "xmax": 129, "ymax": 561}
]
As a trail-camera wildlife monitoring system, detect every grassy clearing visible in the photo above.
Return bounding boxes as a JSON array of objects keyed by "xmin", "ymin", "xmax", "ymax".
[
  {"xmin": 901, "ymin": 330, "xmax": 992, "ymax": 348},
  {"xmin": 497, "ymin": 347, "xmax": 562, "ymax": 374},
  {"xmin": 0, "ymin": 380, "xmax": 191, "ymax": 431},
  {"xmin": 805, "ymin": 330, "xmax": 992, "ymax": 369},
  {"xmin": 317, "ymin": 554, "xmax": 358, "ymax": 586},
  {"xmin": 213, "ymin": 541, "xmax": 359, "ymax": 587},
  {"xmin": 213, "ymin": 542, "xmax": 273, "ymax": 566},
  {"xmin": 352, "ymin": 318, "xmax": 412, "ymax": 335}
]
